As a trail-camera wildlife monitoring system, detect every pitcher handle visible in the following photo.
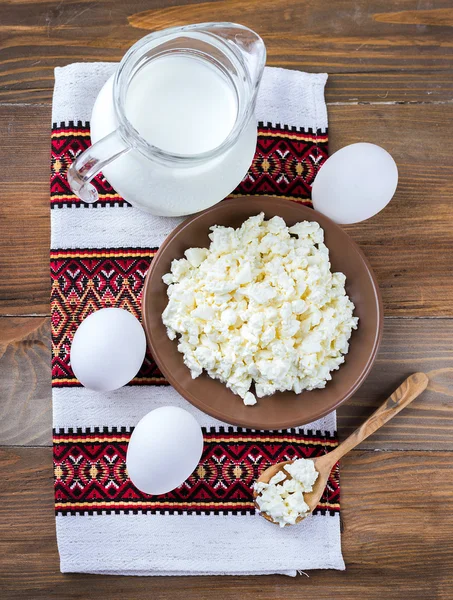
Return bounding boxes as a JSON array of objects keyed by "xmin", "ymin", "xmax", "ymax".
[{"xmin": 67, "ymin": 129, "xmax": 131, "ymax": 204}]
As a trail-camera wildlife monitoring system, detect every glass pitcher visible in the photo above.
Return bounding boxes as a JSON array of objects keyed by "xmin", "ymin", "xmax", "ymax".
[{"xmin": 67, "ymin": 23, "xmax": 266, "ymax": 216}]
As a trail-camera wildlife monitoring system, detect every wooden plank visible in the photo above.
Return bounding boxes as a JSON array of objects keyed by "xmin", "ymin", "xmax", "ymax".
[
  {"xmin": 0, "ymin": 102, "xmax": 452, "ymax": 316},
  {"xmin": 0, "ymin": 106, "xmax": 50, "ymax": 182},
  {"xmin": 0, "ymin": 317, "xmax": 51, "ymax": 446},
  {"xmin": 330, "ymin": 103, "xmax": 453, "ymax": 317},
  {"xmin": 337, "ymin": 318, "xmax": 453, "ymax": 449},
  {"xmin": 1, "ymin": 316, "xmax": 452, "ymax": 450},
  {"xmin": 0, "ymin": 103, "xmax": 50, "ymax": 316},
  {"xmin": 0, "ymin": 182, "xmax": 50, "ymax": 316},
  {"xmin": 0, "ymin": 0, "xmax": 452, "ymax": 103},
  {"xmin": 326, "ymin": 71, "xmax": 453, "ymax": 104},
  {"xmin": 0, "ymin": 446, "xmax": 451, "ymax": 599}
]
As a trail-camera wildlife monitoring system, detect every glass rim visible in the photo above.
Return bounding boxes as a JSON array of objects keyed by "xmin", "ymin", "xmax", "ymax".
[{"xmin": 112, "ymin": 22, "xmax": 265, "ymax": 165}]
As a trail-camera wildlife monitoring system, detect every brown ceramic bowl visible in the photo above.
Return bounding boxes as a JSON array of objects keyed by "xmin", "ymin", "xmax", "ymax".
[{"xmin": 142, "ymin": 197, "xmax": 383, "ymax": 429}]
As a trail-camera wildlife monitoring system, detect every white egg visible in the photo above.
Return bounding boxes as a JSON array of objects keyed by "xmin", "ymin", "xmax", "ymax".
[
  {"xmin": 126, "ymin": 406, "xmax": 204, "ymax": 495},
  {"xmin": 312, "ymin": 142, "xmax": 398, "ymax": 224},
  {"xmin": 70, "ymin": 307, "xmax": 146, "ymax": 391}
]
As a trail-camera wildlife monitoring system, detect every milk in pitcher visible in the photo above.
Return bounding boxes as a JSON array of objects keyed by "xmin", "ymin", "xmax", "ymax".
[
  {"xmin": 70, "ymin": 24, "xmax": 266, "ymax": 215},
  {"xmin": 125, "ymin": 55, "xmax": 238, "ymax": 155}
]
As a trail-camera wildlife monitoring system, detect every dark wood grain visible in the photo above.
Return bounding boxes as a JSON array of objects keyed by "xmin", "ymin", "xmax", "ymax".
[
  {"xmin": 0, "ymin": 317, "xmax": 51, "ymax": 446},
  {"xmin": 0, "ymin": 102, "xmax": 452, "ymax": 316},
  {"xmin": 1, "ymin": 446, "xmax": 452, "ymax": 599},
  {"xmin": 326, "ymin": 71, "xmax": 453, "ymax": 104},
  {"xmin": 1, "ymin": 316, "xmax": 452, "ymax": 450},
  {"xmin": 0, "ymin": 0, "xmax": 452, "ymax": 103},
  {"xmin": 0, "ymin": 104, "xmax": 51, "ymax": 316},
  {"xmin": 0, "ymin": 182, "xmax": 50, "ymax": 316},
  {"xmin": 330, "ymin": 102, "xmax": 453, "ymax": 317},
  {"xmin": 1, "ymin": 0, "xmax": 452, "ymax": 595},
  {"xmin": 337, "ymin": 318, "xmax": 453, "ymax": 449}
]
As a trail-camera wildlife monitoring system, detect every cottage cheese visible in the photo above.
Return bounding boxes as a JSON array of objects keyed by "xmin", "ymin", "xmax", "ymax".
[
  {"xmin": 253, "ymin": 458, "xmax": 319, "ymax": 527},
  {"xmin": 162, "ymin": 213, "xmax": 358, "ymax": 405}
]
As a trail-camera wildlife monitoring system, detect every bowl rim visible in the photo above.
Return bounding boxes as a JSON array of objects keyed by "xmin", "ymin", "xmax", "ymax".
[{"xmin": 142, "ymin": 197, "xmax": 384, "ymax": 429}]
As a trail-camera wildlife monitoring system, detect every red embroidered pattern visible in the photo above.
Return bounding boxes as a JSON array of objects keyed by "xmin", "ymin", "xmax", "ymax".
[
  {"xmin": 50, "ymin": 122, "xmax": 328, "ymax": 208},
  {"xmin": 51, "ymin": 122, "xmax": 338, "ymax": 518},
  {"xmin": 234, "ymin": 123, "xmax": 328, "ymax": 200},
  {"xmin": 54, "ymin": 428, "xmax": 340, "ymax": 516},
  {"xmin": 51, "ymin": 124, "xmax": 118, "ymax": 206},
  {"xmin": 51, "ymin": 248, "xmax": 166, "ymax": 385}
]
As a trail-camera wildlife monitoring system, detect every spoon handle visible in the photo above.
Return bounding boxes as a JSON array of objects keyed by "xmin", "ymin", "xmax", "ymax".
[{"xmin": 325, "ymin": 372, "xmax": 429, "ymax": 465}]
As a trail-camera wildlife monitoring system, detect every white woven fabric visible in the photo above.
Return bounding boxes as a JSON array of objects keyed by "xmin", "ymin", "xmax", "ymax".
[{"xmin": 52, "ymin": 62, "xmax": 344, "ymax": 576}]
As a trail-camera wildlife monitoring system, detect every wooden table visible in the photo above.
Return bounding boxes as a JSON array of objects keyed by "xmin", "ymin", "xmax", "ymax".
[{"xmin": 1, "ymin": 1, "xmax": 452, "ymax": 598}]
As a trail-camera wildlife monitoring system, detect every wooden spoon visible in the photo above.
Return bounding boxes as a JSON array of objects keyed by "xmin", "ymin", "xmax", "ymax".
[{"xmin": 254, "ymin": 372, "xmax": 429, "ymax": 526}]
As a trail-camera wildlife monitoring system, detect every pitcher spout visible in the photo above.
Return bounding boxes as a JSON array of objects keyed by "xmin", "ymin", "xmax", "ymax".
[
  {"xmin": 189, "ymin": 22, "xmax": 266, "ymax": 99},
  {"xmin": 222, "ymin": 23, "xmax": 266, "ymax": 92}
]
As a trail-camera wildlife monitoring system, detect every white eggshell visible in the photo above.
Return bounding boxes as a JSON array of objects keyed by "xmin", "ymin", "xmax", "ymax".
[
  {"xmin": 70, "ymin": 307, "xmax": 146, "ymax": 392},
  {"xmin": 126, "ymin": 407, "xmax": 204, "ymax": 495},
  {"xmin": 312, "ymin": 142, "xmax": 398, "ymax": 224}
]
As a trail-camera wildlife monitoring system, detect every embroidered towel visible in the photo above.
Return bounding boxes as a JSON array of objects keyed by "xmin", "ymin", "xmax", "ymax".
[{"xmin": 51, "ymin": 63, "xmax": 345, "ymax": 576}]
